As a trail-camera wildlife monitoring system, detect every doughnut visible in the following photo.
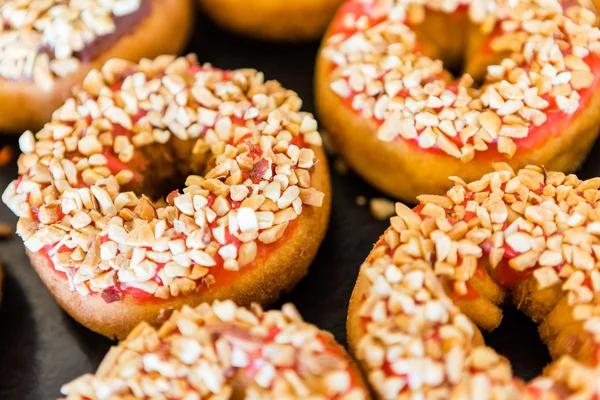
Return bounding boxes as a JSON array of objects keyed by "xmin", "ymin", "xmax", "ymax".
[
  {"xmin": 0, "ymin": 0, "xmax": 193, "ymax": 133},
  {"xmin": 60, "ymin": 300, "xmax": 369, "ymax": 399},
  {"xmin": 315, "ymin": 0, "xmax": 600, "ymax": 201},
  {"xmin": 348, "ymin": 163, "xmax": 600, "ymax": 398},
  {"xmin": 198, "ymin": 0, "xmax": 344, "ymax": 41},
  {"xmin": 2, "ymin": 54, "xmax": 331, "ymax": 340}
]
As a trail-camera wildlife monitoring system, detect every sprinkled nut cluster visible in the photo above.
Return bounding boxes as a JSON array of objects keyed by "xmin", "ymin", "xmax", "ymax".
[
  {"xmin": 357, "ymin": 253, "xmax": 519, "ymax": 398},
  {"xmin": 411, "ymin": 163, "xmax": 600, "ymax": 309},
  {"xmin": 2, "ymin": 55, "xmax": 325, "ymax": 301},
  {"xmin": 353, "ymin": 163, "xmax": 600, "ymax": 397},
  {"xmin": 60, "ymin": 300, "xmax": 368, "ymax": 399},
  {"xmin": 322, "ymin": 0, "xmax": 600, "ymax": 160},
  {"xmin": 0, "ymin": 0, "xmax": 143, "ymax": 88}
]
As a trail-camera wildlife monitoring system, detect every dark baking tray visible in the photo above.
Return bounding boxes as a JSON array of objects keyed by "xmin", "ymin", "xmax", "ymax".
[{"xmin": 1, "ymin": 8, "xmax": 597, "ymax": 399}]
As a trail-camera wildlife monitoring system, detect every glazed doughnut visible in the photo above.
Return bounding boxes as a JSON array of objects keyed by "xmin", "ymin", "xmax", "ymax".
[
  {"xmin": 198, "ymin": 0, "xmax": 344, "ymax": 41},
  {"xmin": 2, "ymin": 54, "xmax": 331, "ymax": 340},
  {"xmin": 316, "ymin": 0, "xmax": 600, "ymax": 201},
  {"xmin": 0, "ymin": 0, "xmax": 193, "ymax": 133},
  {"xmin": 60, "ymin": 301, "xmax": 369, "ymax": 399},
  {"xmin": 348, "ymin": 163, "xmax": 600, "ymax": 398}
]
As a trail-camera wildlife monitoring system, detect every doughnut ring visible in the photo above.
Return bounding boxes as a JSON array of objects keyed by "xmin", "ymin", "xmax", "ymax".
[
  {"xmin": 316, "ymin": 0, "xmax": 600, "ymax": 201},
  {"xmin": 0, "ymin": 0, "xmax": 193, "ymax": 132},
  {"xmin": 349, "ymin": 163, "xmax": 600, "ymax": 398},
  {"xmin": 60, "ymin": 301, "xmax": 370, "ymax": 399},
  {"xmin": 3, "ymin": 55, "xmax": 331, "ymax": 340}
]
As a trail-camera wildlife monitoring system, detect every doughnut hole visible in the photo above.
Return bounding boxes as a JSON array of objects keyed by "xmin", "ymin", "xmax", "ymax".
[
  {"xmin": 452, "ymin": 241, "xmax": 600, "ymax": 366},
  {"xmin": 109, "ymin": 134, "xmax": 214, "ymax": 202},
  {"xmin": 480, "ymin": 258, "xmax": 599, "ymax": 365},
  {"xmin": 408, "ymin": 8, "xmax": 508, "ymax": 87},
  {"xmin": 404, "ymin": 2, "xmax": 597, "ymax": 87}
]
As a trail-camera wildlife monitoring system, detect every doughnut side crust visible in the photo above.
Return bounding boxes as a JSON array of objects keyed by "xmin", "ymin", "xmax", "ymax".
[
  {"xmin": 315, "ymin": 48, "xmax": 600, "ymax": 202},
  {"xmin": 198, "ymin": 0, "xmax": 344, "ymax": 41},
  {"xmin": 0, "ymin": 0, "xmax": 194, "ymax": 134},
  {"xmin": 27, "ymin": 146, "xmax": 330, "ymax": 340}
]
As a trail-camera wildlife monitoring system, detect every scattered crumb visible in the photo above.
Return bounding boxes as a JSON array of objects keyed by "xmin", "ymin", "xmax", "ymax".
[
  {"xmin": 0, "ymin": 223, "xmax": 13, "ymax": 238},
  {"xmin": 334, "ymin": 158, "xmax": 348, "ymax": 175},
  {"xmin": 370, "ymin": 198, "xmax": 396, "ymax": 220},
  {"xmin": 0, "ymin": 146, "xmax": 13, "ymax": 167},
  {"xmin": 356, "ymin": 196, "xmax": 367, "ymax": 206}
]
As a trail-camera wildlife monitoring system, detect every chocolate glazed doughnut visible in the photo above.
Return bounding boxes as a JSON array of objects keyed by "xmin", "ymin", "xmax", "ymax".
[
  {"xmin": 3, "ymin": 55, "xmax": 331, "ymax": 340},
  {"xmin": 0, "ymin": 0, "xmax": 193, "ymax": 133}
]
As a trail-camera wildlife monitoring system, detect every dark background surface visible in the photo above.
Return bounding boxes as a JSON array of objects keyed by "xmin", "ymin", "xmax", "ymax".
[{"xmin": 2, "ymin": 7, "xmax": 599, "ymax": 399}]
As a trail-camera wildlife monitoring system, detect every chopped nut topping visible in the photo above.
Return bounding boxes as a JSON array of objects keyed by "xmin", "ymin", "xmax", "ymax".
[
  {"xmin": 0, "ymin": 0, "xmax": 143, "ymax": 84},
  {"xmin": 4, "ymin": 55, "xmax": 325, "ymax": 301},
  {"xmin": 354, "ymin": 163, "xmax": 600, "ymax": 398},
  {"xmin": 60, "ymin": 301, "xmax": 368, "ymax": 399},
  {"xmin": 370, "ymin": 198, "xmax": 396, "ymax": 220},
  {"xmin": 322, "ymin": 0, "xmax": 600, "ymax": 159}
]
